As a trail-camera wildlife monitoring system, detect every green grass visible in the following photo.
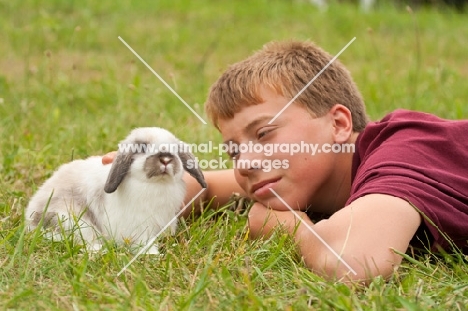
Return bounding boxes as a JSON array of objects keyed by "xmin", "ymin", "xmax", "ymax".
[{"xmin": 1, "ymin": 0, "xmax": 468, "ymax": 309}]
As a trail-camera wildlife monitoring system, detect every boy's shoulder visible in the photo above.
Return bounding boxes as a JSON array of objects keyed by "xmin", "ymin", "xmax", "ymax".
[
  {"xmin": 357, "ymin": 108, "xmax": 468, "ymax": 152},
  {"xmin": 351, "ymin": 108, "xmax": 468, "ymax": 186},
  {"xmin": 369, "ymin": 108, "xmax": 466, "ymax": 128}
]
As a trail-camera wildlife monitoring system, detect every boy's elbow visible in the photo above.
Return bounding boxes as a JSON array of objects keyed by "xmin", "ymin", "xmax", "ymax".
[
  {"xmin": 299, "ymin": 239, "xmax": 401, "ymax": 285},
  {"xmin": 304, "ymin": 255, "xmax": 397, "ymax": 285}
]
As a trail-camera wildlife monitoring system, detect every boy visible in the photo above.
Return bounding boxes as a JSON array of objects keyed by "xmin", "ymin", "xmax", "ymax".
[{"xmin": 104, "ymin": 40, "xmax": 468, "ymax": 283}]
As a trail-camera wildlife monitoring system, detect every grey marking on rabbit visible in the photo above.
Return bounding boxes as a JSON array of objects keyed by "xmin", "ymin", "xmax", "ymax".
[
  {"xmin": 31, "ymin": 211, "xmax": 58, "ymax": 228},
  {"xmin": 144, "ymin": 153, "xmax": 180, "ymax": 179},
  {"xmin": 179, "ymin": 152, "xmax": 207, "ymax": 188}
]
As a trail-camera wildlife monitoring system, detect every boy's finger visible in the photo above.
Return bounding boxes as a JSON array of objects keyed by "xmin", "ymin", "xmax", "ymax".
[{"xmin": 102, "ymin": 151, "xmax": 117, "ymax": 165}]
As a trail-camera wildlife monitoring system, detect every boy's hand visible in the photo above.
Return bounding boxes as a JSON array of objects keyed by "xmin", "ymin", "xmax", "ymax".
[
  {"xmin": 102, "ymin": 151, "xmax": 117, "ymax": 165},
  {"xmin": 248, "ymin": 202, "xmax": 309, "ymax": 239}
]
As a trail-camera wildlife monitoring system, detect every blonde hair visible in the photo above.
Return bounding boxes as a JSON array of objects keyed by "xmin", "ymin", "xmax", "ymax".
[{"xmin": 205, "ymin": 40, "xmax": 369, "ymax": 132}]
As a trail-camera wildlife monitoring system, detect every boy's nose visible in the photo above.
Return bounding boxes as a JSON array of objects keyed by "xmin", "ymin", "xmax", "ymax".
[{"xmin": 234, "ymin": 152, "xmax": 263, "ymax": 177}]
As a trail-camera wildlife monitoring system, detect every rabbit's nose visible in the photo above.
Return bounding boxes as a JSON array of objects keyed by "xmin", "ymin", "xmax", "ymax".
[{"xmin": 160, "ymin": 157, "xmax": 173, "ymax": 165}]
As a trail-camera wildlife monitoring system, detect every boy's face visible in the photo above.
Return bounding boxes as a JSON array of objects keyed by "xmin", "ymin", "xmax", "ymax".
[{"xmin": 218, "ymin": 87, "xmax": 344, "ymax": 213}]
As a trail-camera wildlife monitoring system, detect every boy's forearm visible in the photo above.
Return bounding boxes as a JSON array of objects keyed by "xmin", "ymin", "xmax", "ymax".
[
  {"xmin": 205, "ymin": 169, "xmax": 246, "ymax": 207},
  {"xmin": 182, "ymin": 169, "xmax": 245, "ymax": 217}
]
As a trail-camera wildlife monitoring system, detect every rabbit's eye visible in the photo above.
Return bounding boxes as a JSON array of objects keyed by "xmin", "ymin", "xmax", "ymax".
[
  {"xmin": 132, "ymin": 140, "xmax": 151, "ymax": 154},
  {"xmin": 136, "ymin": 145, "xmax": 148, "ymax": 154}
]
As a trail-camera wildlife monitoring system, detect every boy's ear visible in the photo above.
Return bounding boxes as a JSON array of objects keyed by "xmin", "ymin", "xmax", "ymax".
[{"xmin": 329, "ymin": 104, "xmax": 353, "ymax": 144}]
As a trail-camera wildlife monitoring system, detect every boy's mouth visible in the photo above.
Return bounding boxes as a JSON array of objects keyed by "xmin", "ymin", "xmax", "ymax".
[{"xmin": 251, "ymin": 177, "xmax": 281, "ymax": 198}]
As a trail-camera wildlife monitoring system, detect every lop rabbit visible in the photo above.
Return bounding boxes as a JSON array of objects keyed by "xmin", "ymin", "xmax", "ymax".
[{"xmin": 26, "ymin": 127, "xmax": 206, "ymax": 253}]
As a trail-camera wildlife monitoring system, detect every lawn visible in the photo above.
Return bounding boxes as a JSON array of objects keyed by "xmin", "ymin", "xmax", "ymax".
[{"xmin": 1, "ymin": 0, "xmax": 467, "ymax": 309}]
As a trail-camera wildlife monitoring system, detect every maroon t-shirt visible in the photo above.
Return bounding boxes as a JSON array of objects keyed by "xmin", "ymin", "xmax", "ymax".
[{"xmin": 347, "ymin": 109, "xmax": 468, "ymax": 251}]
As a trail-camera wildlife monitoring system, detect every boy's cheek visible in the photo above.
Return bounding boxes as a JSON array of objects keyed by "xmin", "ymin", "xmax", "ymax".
[{"xmin": 233, "ymin": 169, "xmax": 249, "ymax": 192}]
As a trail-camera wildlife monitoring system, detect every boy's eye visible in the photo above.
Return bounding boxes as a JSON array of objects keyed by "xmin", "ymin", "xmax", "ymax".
[
  {"xmin": 224, "ymin": 142, "xmax": 239, "ymax": 159},
  {"xmin": 257, "ymin": 129, "xmax": 273, "ymax": 140},
  {"xmin": 228, "ymin": 151, "xmax": 239, "ymax": 159}
]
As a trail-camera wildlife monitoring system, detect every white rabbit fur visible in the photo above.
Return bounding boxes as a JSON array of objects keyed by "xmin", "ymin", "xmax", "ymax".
[{"xmin": 25, "ymin": 127, "xmax": 206, "ymax": 253}]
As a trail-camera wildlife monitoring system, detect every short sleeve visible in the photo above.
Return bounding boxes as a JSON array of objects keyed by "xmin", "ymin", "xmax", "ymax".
[{"xmin": 347, "ymin": 110, "xmax": 468, "ymax": 251}]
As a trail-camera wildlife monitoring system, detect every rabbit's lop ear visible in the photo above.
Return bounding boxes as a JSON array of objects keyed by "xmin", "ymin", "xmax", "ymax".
[
  {"xmin": 104, "ymin": 153, "xmax": 133, "ymax": 193},
  {"xmin": 178, "ymin": 151, "xmax": 207, "ymax": 189}
]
